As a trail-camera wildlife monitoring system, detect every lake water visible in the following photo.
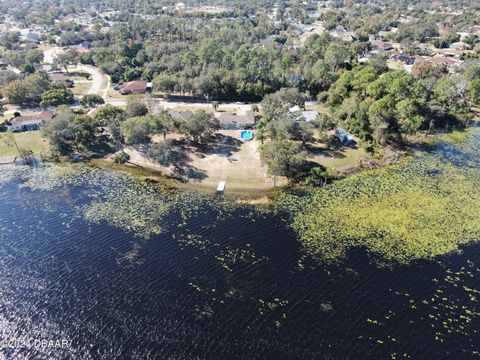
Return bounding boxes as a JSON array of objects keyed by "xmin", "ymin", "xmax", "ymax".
[{"xmin": 0, "ymin": 134, "xmax": 479, "ymax": 359}]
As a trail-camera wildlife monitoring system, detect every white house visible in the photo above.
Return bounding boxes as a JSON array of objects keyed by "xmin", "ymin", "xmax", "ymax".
[{"xmin": 6, "ymin": 110, "xmax": 54, "ymax": 132}]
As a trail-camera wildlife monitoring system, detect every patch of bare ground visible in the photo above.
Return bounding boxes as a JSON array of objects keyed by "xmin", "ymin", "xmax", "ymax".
[{"xmin": 121, "ymin": 130, "xmax": 287, "ymax": 191}]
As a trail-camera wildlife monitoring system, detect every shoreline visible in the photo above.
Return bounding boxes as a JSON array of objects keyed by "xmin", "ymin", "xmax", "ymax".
[
  {"xmin": 84, "ymin": 159, "xmax": 284, "ymax": 203},
  {"xmin": 82, "ymin": 127, "xmax": 475, "ymax": 202}
]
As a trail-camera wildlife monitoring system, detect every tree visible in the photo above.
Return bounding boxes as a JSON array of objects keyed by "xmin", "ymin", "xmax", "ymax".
[
  {"xmin": 1, "ymin": 131, "xmax": 21, "ymax": 155},
  {"xmin": 434, "ymin": 78, "xmax": 468, "ymax": 114},
  {"xmin": 147, "ymin": 140, "xmax": 179, "ymax": 166},
  {"xmin": 40, "ymin": 88, "xmax": 75, "ymax": 107},
  {"xmin": 53, "ymin": 49, "xmax": 77, "ymax": 73},
  {"xmin": 266, "ymin": 114, "xmax": 296, "ymax": 140},
  {"xmin": 153, "ymin": 73, "xmax": 177, "ymax": 95},
  {"xmin": 368, "ymin": 96, "xmax": 395, "ymax": 144},
  {"xmin": 323, "ymin": 43, "xmax": 352, "ymax": 71},
  {"xmin": 255, "ymin": 118, "xmax": 268, "ymax": 144},
  {"xmin": 469, "ymin": 79, "xmax": 480, "ymax": 106},
  {"xmin": 351, "ymin": 67, "xmax": 377, "ymax": 95},
  {"xmin": 120, "ymin": 116, "xmax": 154, "ymax": 144},
  {"xmin": 72, "ymin": 115, "xmax": 98, "ymax": 146},
  {"xmin": 0, "ymin": 71, "xmax": 21, "ymax": 89},
  {"xmin": 81, "ymin": 94, "xmax": 105, "ymax": 107},
  {"xmin": 260, "ymin": 140, "xmax": 307, "ymax": 185},
  {"xmin": 151, "ymin": 110, "xmax": 175, "ymax": 139},
  {"xmin": 292, "ymin": 120, "xmax": 315, "ymax": 145},
  {"xmin": 179, "ymin": 110, "xmax": 219, "ymax": 141},
  {"xmin": 261, "ymin": 88, "xmax": 305, "ymax": 121},
  {"xmin": 93, "ymin": 106, "xmax": 126, "ymax": 126},
  {"xmin": 42, "ymin": 112, "xmax": 75, "ymax": 155},
  {"xmin": 312, "ymin": 113, "xmax": 336, "ymax": 131},
  {"xmin": 4, "ymin": 74, "xmax": 49, "ymax": 105},
  {"xmin": 396, "ymin": 99, "xmax": 424, "ymax": 135},
  {"xmin": 113, "ymin": 152, "xmax": 130, "ymax": 164},
  {"xmin": 20, "ymin": 63, "xmax": 35, "ymax": 75},
  {"xmin": 126, "ymin": 99, "xmax": 148, "ymax": 117}
]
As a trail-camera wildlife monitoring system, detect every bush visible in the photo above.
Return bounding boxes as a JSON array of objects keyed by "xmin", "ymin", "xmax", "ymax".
[
  {"xmin": 81, "ymin": 94, "xmax": 105, "ymax": 107},
  {"xmin": 113, "ymin": 152, "xmax": 130, "ymax": 164},
  {"xmin": 363, "ymin": 143, "xmax": 375, "ymax": 154}
]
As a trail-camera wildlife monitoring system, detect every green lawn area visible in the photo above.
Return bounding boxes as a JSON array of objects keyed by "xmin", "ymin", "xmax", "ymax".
[
  {"xmin": 0, "ymin": 131, "xmax": 49, "ymax": 157},
  {"xmin": 314, "ymin": 145, "xmax": 369, "ymax": 169},
  {"xmin": 307, "ymin": 134, "xmax": 370, "ymax": 171},
  {"xmin": 72, "ymin": 81, "xmax": 92, "ymax": 95}
]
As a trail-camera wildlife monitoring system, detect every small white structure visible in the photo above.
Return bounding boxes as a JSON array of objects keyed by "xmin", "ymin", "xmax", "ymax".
[{"xmin": 217, "ymin": 181, "xmax": 226, "ymax": 193}]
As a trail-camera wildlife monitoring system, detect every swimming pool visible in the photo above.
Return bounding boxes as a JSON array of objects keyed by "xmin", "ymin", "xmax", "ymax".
[{"xmin": 240, "ymin": 130, "xmax": 253, "ymax": 140}]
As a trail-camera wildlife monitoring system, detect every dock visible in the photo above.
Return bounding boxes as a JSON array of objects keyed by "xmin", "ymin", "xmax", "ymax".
[
  {"xmin": 216, "ymin": 181, "xmax": 226, "ymax": 193},
  {"xmin": 0, "ymin": 156, "xmax": 17, "ymax": 165}
]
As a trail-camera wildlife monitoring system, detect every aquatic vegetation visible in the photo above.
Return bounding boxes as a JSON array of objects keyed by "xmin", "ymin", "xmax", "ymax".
[
  {"xmin": 365, "ymin": 259, "xmax": 480, "ymax": 357},
  {"xmin": 0, "ymin": 164, "xmax": 178, "ymax": 239},
  {"xmin": 278, "ymin": 129, "xmax": 480, "ymax": 263}
]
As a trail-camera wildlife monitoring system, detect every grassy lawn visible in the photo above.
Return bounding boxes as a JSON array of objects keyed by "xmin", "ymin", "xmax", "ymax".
[
  {"xmin": 0, "ymin": 131, "xmax": 49, "ymax": 157},
  {"xmin": 304, "ymin": 102, "xmax": 331, "ymax": 114},
  {"xmin": 311, "ymin": 144, "xmax": 369, "ymax": 169},
  {"xmin": 171, "ymin": 105, "xmax": 216, "ymax": 113},
  {"xmin": 306, "ymin": 133, "xmax": 370, "ymax": 171},
  {"xmin": 72, "ymin": 81, "xmax": 92, "ymax": 95}
]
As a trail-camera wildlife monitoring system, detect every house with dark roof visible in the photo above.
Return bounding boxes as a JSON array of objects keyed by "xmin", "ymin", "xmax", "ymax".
[
  {"xmin": 48, "ymin": 72, "xmax": 74, "ymax": 87},
  {"xmin": 215, "ymin": 110, "xmax": 255, "ymax": 130},
  {"xmin": 371, "ymin": 40, "xmax": 393, "ymax": 51},
  {"xmin": 394, "ymin": 54, "xmax": 417, "ymax": 65},
  {"xmin": 167, "ymin": 109, "xmax": 193, "ymax": 122},
  {"xmin": 6, "ymin": 110, "xmax": 54, "ymax": 132}
]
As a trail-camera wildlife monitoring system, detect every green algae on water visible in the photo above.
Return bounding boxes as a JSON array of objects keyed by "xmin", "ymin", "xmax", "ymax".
[{"xmin": 278, "ymin": 129, "xmax": 480, "ymax": 263}]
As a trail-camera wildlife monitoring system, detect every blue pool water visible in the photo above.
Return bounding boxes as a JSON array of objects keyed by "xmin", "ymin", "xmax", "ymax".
[{"xmin": 240, "ymin": 130, "xmax": 253, "ymax": 140}]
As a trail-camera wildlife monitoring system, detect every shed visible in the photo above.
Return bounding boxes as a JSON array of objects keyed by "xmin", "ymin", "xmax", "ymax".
[{"xmin": 335, "ymin": 128, "xmax": 355, "ymax": 145}]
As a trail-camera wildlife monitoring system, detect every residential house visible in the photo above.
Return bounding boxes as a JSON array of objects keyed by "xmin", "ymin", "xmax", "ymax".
[
  {"xmin": 215, "ymin": 110, "xmax": 255, "ymax": 130},
  {"xmin": 48, "ymin": 72, "xmax": 74, "ymax": 87},
  {"xmin": 449, "ymin": 41, "xmax": 471, "ymax": 51},
  {"xmin": 296, "ymin": 110, "xmax": 319, "ymax": 122},
  {"xmin": 358, "ymin": 51, "xmax": 374, "ymax": 63},
  {"xmin": 75, "ymin": 47, "xmax": 91, "ymax": 54},
  {"xmin": 118, "ymin": 80, "xmax": 151, "ymax": 94},
  {"xmin": 6, "ymin": 110, "xmax": 54, "ymax": 132},
  {"xmin": 429, "ymin": 57, "xmax": 460, "ymax": 66},
  {"xmin": 394, "ymin": 54, "xmax": 417, "ymax": 65},
  {"xmin": 371, "ymin": 40, "xmax": 393, "ymax": 52},
  {"xmin": 167, "ymin": 109, "xmax": 193, "ymax": 122},
  {"xmin": 20, "ymin": 31, "xmax": 41, "ymax": 43},
  {"xmin": 329, "ymin": 26, "xmax": 355, "ymax": 41},
  {"xmin": 434, "ymin": 48, "xmax": 463, "ymax": 58}
]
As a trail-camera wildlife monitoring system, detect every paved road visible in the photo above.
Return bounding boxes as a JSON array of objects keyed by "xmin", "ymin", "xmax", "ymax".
[
  {"xmin": 40, "ymin": 46, "xmax": 254, "ymax": 112},
  {"xmin": 43, "ymin": 47, "xmax": 110, "ymax": 98}
]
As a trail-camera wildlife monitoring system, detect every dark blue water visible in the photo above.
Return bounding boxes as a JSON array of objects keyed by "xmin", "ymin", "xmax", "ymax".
[{"xmin": 0, "ymin": 139, "xmax": 479, "ymax": 359}]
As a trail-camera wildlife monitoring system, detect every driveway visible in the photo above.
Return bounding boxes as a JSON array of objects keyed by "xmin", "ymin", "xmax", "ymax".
[
  {"xmin": 43, "ymin": 46, "xmax": 110, "ymax": 98},
  {"xmin": 68, "ymin": 64, "xmax": 107, "ymax": 97}
]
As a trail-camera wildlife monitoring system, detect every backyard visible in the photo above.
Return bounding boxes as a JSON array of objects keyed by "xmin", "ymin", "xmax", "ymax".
[{"xmin": 0, "ymin": 131, "xmax": 49, "ymax": 157}]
